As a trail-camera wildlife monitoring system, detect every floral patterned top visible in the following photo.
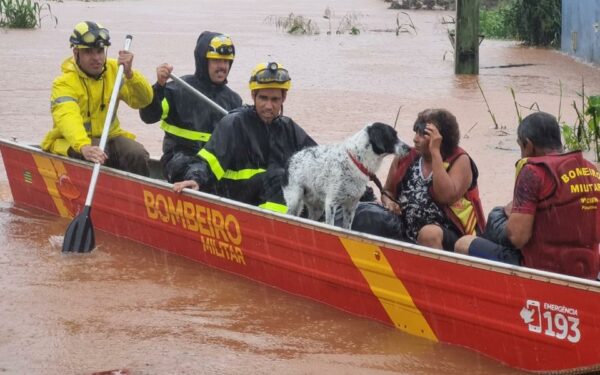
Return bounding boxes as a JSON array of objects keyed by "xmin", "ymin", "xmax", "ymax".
[{"xmin": 398, "ymin": 157, "xmax": 454, "ymax": 242}]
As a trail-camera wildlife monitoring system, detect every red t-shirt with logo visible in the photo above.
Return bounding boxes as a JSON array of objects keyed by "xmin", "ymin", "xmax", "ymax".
[{"xmin": 511, "ymin": 164, "xmax": 556, "ymax": 214}]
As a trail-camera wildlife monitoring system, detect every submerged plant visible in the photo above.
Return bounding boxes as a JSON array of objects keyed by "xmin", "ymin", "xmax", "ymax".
[
  {"xmin": 476, "ymin": 80, "xmax": 501, "ymax": 130},
  {"xmin": 336, "ymin": 11, "xmax": 363, "ymax": 35},
  {"xmin": 556, "ymin": 78, "xmax": 599, "ymax": 160},
  {"xmin": 323, "ymin": 6, "xmax": 332, "ymax": 35},
  {"xmin": 509, "ymin": 87, "xmax": 541, "ymax": 123},
  {"xmin": 0, "ymin": 0, "xmax": 57, "ymax": 28},
  {"xmin": 267, "ymin": 9, "xmax": 369, "ymax": 37},
  {"xmin": 585, "ymin": 96, "xmax": 600, "ymax": 161},
  {"xmin": 562, "ymin": 96, "xmax": 600, "ymax": 162},
  {"xmin": 265, "ymin": 13, "xmax": 320, "ymax": 35},
  {"xmin": 500, "ymin": 80, "xmax": 600, "ymax": 161},
  {"xmin": 396, "ymin": 11, "xmax": 416, "ymax": 35}
]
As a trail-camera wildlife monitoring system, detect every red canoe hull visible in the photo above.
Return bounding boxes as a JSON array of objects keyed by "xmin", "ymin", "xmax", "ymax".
[{"xmin": 2, "ymin": 139, "xmax": 599, "ymax": 374}]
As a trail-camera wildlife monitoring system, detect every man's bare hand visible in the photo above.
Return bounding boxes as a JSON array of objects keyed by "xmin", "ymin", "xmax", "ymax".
[
  {"xmin": 173, "ymin": 180, "xmax": 200, "ymax": 193},
  {"xmin": 118, "ymin": 50, "xmax": 134, "ymax": 79},
  {"xmin": 156, "ymin": 63, "xmax": 174, "ymax": 87},
  {"xmin": 80, "ymin": 145, "xmax": 107, "ymax": 164}
]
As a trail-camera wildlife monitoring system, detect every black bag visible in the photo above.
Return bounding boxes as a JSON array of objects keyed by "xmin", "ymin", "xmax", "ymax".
[
  {"xmin": 483, "ymin": 206, "xmax": 516, "ymax": 248},
  {"xmin": 350, "ymin": 202, "xmax": 404, "ymax": 241}
]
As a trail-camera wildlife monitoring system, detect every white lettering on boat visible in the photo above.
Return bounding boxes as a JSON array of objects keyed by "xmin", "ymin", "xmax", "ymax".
[
  {"xmin": 520, "ymin": 299, "xmax": 580, "ymax": 343},
  {"xmin": 543, "ymin": 302, "xmax": 578, "ymax": 316},
  {"xmin": 143, "ymin": 190, "xmax": 246, "ymax": 265}
]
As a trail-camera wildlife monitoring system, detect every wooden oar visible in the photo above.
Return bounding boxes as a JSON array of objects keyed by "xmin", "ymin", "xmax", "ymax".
[
  {"xmin": 168, "ymin": 73, "xmax": 228, "ymax": 116},
  {"xmin": 62, "ymin": 35, "xmax": 133, "ymax": 253}
]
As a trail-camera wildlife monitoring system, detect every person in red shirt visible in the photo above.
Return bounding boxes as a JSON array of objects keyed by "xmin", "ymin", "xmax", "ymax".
[{"xmin": 455, "ymin": 111, "xmax": 600, "ymax": 280}]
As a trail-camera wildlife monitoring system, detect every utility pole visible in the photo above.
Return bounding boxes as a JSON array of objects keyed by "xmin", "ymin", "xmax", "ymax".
[{"xmin": 455, "ymin": 0, "xmax": 480, "ymax": 74}]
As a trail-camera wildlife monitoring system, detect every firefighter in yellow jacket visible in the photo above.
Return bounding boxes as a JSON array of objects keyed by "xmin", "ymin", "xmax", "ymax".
[{"xmin": 41, "ymin": 21, "xmax": 153, "ymax": 176}]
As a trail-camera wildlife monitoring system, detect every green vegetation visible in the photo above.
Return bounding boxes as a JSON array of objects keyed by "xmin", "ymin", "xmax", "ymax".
[
  {"xmin": 511, "ymin": 83, "xmax": 600, "ymax": 162},
  {"xmin": 479, "ymin": 2, "xmax": 519, "ymax": 40},
  {"xmin": 479, "ymin": 79, "xmax": 600, "ymax": 162},
  {"xmin": 335, "ymin": 12, "xmax": 363, "ymax": 35},
  {"xmin": 387, "ymin": 0, "xmax": 454, "ymax": 10},
  {"xmin": 0, "ymin": 0, "xmax": 57, "ymax": 28},
  {"xmin": 266, "ymin": 9, "xmax": 363, "ymax": 36},
  {"xmin": 265, "ymin": 13, "xmax": 320, "ymax": 35},
  {"xmin": 479, "ymin": 0, "xmax": 561, "ymax": 47},
  {"xmin": 562, "ymin": 90, "xmax": 600, "ymax": 162}
]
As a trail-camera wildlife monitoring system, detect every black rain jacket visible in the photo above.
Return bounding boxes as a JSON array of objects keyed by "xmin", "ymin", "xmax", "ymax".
[
  {"xmin": 185, "ymin": 105, "xmax": 317, "ymax": 210},
  {"xmin": 139, "ymin": 31, "xmax": 242, "ymax": 182}
]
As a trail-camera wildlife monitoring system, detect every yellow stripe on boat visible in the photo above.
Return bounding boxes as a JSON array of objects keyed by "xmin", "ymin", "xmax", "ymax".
[
  {"xmin": 32, "ymin": 155, "xmax": 71, "ymax": 218},
  {"xmin": 340, "ymin": 237, "xmax": 438, "ymax": 341}
]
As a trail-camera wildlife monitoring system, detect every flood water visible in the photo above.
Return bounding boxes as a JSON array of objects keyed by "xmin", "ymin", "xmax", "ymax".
[{"xmin": 0, "ymin": 0, "xmax": 599, "ymax": 374}]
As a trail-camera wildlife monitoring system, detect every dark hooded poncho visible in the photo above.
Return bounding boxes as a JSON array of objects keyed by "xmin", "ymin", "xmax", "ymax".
[{"xmin": 139, "ymin": 31, "xmax": 242, "ymax": 182}]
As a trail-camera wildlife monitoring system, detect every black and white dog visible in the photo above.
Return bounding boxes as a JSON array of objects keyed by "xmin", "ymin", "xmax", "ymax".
[{"xmin": 282, "ymin": 122, "xmax": 411, "ymax": 229}]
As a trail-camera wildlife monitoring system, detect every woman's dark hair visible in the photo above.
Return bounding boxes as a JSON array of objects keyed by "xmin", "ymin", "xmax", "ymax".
[
  {"xmin": 517, "ymin": 112, "xmax": 563, "ymax": 151},
  {"xmin": 414, "ymin": 108, "xmax": 460, "ymax": 158}
]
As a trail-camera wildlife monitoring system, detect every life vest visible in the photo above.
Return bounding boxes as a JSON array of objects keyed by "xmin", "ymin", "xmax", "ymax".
[
  {"xmin": 384, "ymin": 147, "xmax": 486, "ymax": 235},
  {"xmin": 516, "ymin": 152, "xmax": 600, "ymax": 279}
]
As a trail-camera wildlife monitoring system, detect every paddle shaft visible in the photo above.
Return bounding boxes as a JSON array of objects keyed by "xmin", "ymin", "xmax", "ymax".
[
  {"xmin": 84, "ymin": 35, "xmax": 132, "ymax": 207},
  {"xmin": 168, "ymin": 73, "xmax": 228, "ymax": 116}
]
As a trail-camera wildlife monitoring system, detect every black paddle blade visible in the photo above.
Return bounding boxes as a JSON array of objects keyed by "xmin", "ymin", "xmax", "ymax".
[{"xmin": 62, "ymin": 206, "xmax": 96, "ymax": 253}]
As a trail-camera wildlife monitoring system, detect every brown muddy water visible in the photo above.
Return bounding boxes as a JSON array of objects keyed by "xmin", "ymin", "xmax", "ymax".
[{"xmin": 0, "ymin": 0, "xmax": 599, "ymax": 374}]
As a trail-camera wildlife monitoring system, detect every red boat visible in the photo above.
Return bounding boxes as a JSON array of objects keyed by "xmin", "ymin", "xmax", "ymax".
[{"xmin": 1, "ymin": 138, "xmax": 599, "ymax": 374}]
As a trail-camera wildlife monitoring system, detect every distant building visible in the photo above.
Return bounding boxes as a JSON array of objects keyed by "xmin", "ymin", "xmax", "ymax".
[{"xmin": 561, "ymin": 0, "xmax": 600, "ymax": 65}]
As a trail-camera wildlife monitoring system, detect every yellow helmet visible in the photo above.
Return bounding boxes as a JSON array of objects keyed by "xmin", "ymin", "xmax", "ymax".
[
  {"xmin": 70, "ymin": 21, "xmax": 111, "ymax": 48},
  {"xmin": 206, "ymin": 35, "xmax": 235, "ymax": 60},
  {"xmin": 248, "ymin": 62, "xmax": 291, "ymax": 91}
]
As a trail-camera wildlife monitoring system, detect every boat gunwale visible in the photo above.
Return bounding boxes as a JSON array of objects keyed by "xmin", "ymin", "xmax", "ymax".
[{"xmin": 2, "ymin": 137, "xmax": 600, "ymax": 293}]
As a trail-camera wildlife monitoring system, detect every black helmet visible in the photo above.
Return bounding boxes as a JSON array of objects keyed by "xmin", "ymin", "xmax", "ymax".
[{"xmin": 69, "ymin": 21, "xmax": 111, "ymax": 48}]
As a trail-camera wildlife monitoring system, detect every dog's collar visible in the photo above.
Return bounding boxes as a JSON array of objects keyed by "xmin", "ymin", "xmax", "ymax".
[
  {"xmin": 347, "ymin": 150, "xmax": 401, "ymax": 206},
  {"xmin": 347, "ymin": 151, "xmax": 374, "ymax": 178}
]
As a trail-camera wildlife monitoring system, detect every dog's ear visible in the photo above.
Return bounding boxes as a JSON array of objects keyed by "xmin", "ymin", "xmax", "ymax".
[{"xmin": 368, "ymin": 122, "xmax": 396, "ymax": 154}]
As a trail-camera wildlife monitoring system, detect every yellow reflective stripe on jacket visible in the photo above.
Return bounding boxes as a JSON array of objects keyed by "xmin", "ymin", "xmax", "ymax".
[
  {"xmin": 160, "ymin": 121, "xmax": 211, "ymax": 142},
  {"xmin": 259, "ymin": 202, "xmax": 287, "ymax": 213},
  {"xmin": 223, "ymin": 168, "xmax": 266, "ymax": 180},
  {"xmin": 160, "ymin": 97, "xmax": 169, "ymax": 120},
  {"xmin": 199, "ymin": 148, "xmax": 225, "ymax": 179},
  {"xmin": 199, "ymin": 148, "xmax": 266, "ymax": 181},
  {"xmin": 51, "ymin": 96, "xmax": 77, "ymax": 106}
]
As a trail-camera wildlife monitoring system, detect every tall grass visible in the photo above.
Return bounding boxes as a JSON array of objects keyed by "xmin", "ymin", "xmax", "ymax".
[{"xmin": 0, "ymin": 0, "xmax": 57, "ymax": 28}]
